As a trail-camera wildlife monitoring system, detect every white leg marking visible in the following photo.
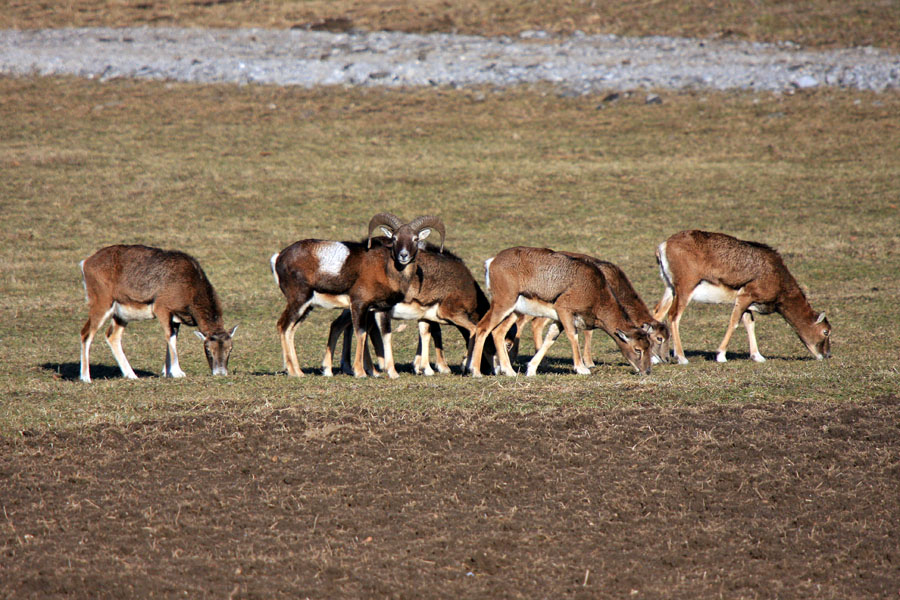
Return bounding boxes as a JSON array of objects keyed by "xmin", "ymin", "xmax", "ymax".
[
  {"xmin": 526, "ymin": 322, "xmax": 561, "ymax": 376},
  {"xmin": 164, "ymin": 332, "xmax": 186, "ymax": 378},
  {"xmin": 80, "ymin": 335, "xmax": 93, "ymax": 383},
  {"xmin": 81, "ymin": 306, "xmax": 116, "ymax": 382},
  {"xmin": 107, "ymin": 328, "xmax": 138, "ymax": 379},
  {"xmin": 743, "ymin": 312, "xmax": 767, "ymax": 363},
  {"xmin": 416, "ymin": 321, "xmax": 434, "ymax": 376}
]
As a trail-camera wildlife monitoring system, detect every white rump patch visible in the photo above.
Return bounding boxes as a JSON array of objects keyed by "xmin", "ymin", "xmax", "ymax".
[
  {"xmin": 514, "ymin": 296, "xmax": 559, "ymax": 321},
  {"xmin": 316, "ymin": 242, "xmax": 350, "ymax": 276},
  {"xmin": 690, "ymin": 282, "xmax": 738, "ymax": 305},
  {"xmin": 270, "ymin": 253, "xmax": 280, "ymax": 287},
  {"xmin": 484, "ymin": 257, "xmax": 495, "ymax": 291},
  {"xmin": 113, "ymin": 302, "xmax": 155, "ymax": 322}
]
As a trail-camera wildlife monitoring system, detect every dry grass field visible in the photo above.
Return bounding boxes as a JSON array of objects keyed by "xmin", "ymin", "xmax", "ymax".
[
  {"xmin": 4, "ymin": 0, "xmax": 900, "ymax": 50},
  {"xmin": 1, "ymin": 3, "xmax": 899, "ymax": 598}
]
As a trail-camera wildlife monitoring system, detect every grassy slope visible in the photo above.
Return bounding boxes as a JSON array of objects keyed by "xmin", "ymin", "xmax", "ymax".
[{"xmin": 1, "ymin": 77, "xmax": 898, "ymax": 434}]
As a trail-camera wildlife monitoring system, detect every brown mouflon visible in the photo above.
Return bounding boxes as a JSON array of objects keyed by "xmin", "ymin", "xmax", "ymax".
[
  {"xmin": 79, "ymin": 244, "xmax": 236, "ymax": 382},
  {"xmin": 469, "ymin": 246, "xmax": 652, "ymax": 377},
  {"xmin": 653, "ymin": 230, "xmax": 831, "ymax": 364},
  {"xmin": 271, "ymin": 213, "xmax": 444, "ymax": 378}
]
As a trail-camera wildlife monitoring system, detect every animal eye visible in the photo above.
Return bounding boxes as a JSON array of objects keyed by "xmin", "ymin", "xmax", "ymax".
[{"xmin": 823, "ymin": 330, "xmax": 830, "ymax": 337}]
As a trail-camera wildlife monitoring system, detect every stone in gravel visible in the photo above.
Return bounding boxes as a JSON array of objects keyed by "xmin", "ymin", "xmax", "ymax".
[
  {"xmin": 792, "ymin": 75, "xmax": 819, "ymax": 89},
  {"xmin": 646, "ymin": 93, "xmax": 663, "ymax": 104},
  {"xmin": 2, "ymin": 27, "xmax": 898, "ymax": 93}
]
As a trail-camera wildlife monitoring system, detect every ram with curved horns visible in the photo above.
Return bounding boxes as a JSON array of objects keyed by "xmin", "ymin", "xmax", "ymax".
[{"xmin": 271, "ymin": 213, "xmax": 444, "ymax": 378}]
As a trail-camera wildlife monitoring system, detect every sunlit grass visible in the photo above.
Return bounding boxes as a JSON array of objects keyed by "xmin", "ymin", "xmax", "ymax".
[{"xmin": 1, "ymin": 77, "xmax": 898, "ymax": 434}]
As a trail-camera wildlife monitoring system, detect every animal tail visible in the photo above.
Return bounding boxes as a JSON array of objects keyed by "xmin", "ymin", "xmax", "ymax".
[
  {"xmin": 655, "ymin": 242, "xmax": 674, "ymax": 290},
  {"xmin": 270, "ymin": 253, "xmax": 281, "ymax": 288},
  {"xmin": 654, "ymin": 242, "xmax": 675, "ymax": 318},
  {"xmin": 79, "ymin": 259, "xmax": 89, "ymax": 302},
  {"xmin": 483, "ymin": 257, "xmax": 494, "ymax": 292}
]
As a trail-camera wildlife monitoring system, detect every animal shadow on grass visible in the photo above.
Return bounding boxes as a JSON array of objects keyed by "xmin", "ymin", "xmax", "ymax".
[
  {"xmin": 495, "ymin": 355, "xmax": 612, "ymax": 376},
  {"xmin": 683, "ymin": 350, "xmax": 806, "ymax": 362},
  {"xmin": 251, "ymin": 367, "xmax": 323, "ymax": 376},
  {"xmin": 518, "ymin": 355, "xmax": 576, "ymax": 375},
  {"xmin": 685, "ymin": 350, "xmax": 720, "ymax": 362},
  {"xmin": 42, "ymin": 362, "xmax": 156, "ymax": 381}
]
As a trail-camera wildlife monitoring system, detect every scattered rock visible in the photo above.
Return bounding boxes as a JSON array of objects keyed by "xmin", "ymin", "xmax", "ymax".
[
  {"xmin": 1, "ymin": 27, "xmax": 897, "ymax": 93},
  {"xmin": 645, "ymin": 93, "xmax": 663, "ymax": 104},
  {"xmin": 792, "ymin": 75, "xmax": 819, "ymax": 89}
]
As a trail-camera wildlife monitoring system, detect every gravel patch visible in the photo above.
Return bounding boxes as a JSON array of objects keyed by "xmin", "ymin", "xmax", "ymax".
[{"xmin": 2, "ymin": 26, "xmax": 899, "ymax": 93}]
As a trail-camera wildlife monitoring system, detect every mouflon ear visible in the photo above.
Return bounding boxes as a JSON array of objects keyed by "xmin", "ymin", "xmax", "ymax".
[
  {"xmin": 409, "ymin": 215, "xmax": 445, "ymax": 252},
  {"xmin": 367, "ymin": 213, "xmax": 404, "ymax": 249},
  {"xmin": 815, "ymin": 312, "xmax": 826, "ymax": 324},
  {"xmin": 615, "ymin": 329, "xmax": 631, "ymax": 343},
  {"xmin": 195, "ymin": 331, "xmax": 207, "ymax": 341}
]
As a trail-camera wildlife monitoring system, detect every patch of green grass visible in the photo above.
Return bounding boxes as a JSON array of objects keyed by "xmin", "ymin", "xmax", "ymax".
[{"xmin": 1, "ymin": 77, "xmax": 898, "ymax": 434}]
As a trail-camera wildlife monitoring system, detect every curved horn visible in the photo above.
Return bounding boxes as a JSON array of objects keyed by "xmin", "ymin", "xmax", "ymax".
[
  {"xmin": 367, "ymin": 213, "xmax": 404, "ymax": 249},
  {"xmin": 409, "ymin": 215, "xmax": 445, "ymax": 252}
]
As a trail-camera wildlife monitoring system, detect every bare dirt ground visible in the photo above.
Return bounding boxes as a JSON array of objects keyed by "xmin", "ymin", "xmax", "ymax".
[
  {"xmin": 2, "ymin": 3, "xmax": 899, "ymax": 596},
  {"xmin": 3, "ymin": 397, "xmax": 898, "ymax": 599}
]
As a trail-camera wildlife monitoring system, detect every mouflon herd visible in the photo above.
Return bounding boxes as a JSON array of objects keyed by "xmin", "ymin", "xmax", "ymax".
[{"xmin": 78, "ymin": 213, "xmax": 832, "ymax": 382}]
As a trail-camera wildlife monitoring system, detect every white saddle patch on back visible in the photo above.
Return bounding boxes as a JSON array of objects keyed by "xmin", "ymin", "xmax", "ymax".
[
  {"xmin": 390, "ymin": 302, "xmax": 442, "ymax": 322},
  {"xmin": 316, "ymin": 242, "xmax": 350, "ymax": 276},
  {"xmin": 514, "ymin": 296, "xmax": 559, "ymax": 321},
  {"xmin": 690, "ymin": 282, "xmax": 739, "ymax": 304},
  {"xmin": 113, "ymin": 302, "xmax": 155, "ymax": 322},
  {"xmin": 311, "ymin": 292, "xmax": 351, "ymax": 309}
]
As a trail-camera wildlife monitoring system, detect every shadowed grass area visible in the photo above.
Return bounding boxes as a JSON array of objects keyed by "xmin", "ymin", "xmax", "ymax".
[
  {"xmin": 1, "ymin": 76, "xmax": 898, "ymax": 434},
  {"xmin": 3, "ymin": 0, "xmax": 899, "ymax": 51}
]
